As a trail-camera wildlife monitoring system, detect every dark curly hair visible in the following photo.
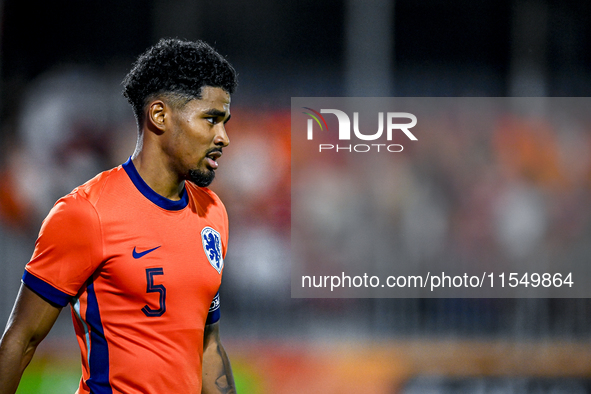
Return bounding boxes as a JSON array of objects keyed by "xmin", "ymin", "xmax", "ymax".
[{"xmin": 122, "ymin": 38, "xmax": 237, "ymax": 124}]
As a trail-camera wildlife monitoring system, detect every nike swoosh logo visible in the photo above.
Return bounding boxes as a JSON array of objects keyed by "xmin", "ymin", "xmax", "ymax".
[{"xmin": 133, "ymin": 246, "xmax": 161, "ymax": 259}]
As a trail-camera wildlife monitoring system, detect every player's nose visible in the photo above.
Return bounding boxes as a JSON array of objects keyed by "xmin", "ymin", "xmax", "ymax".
[{"xmin": 214, "ymin": 125, "xmax": 230, "ymax": 147}]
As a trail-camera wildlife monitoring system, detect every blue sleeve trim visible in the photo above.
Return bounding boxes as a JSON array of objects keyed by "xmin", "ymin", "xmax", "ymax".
[
  {"xmin": 206, "ymin": 292, "xmax": 221, "ymax": 325},
  {"xmin": 206, "ymin": 308, "xmax": 220, "ymax": 325},
  {"xmin": 22, "ymin": 270, "xmax": 72, "ymax": 307}
]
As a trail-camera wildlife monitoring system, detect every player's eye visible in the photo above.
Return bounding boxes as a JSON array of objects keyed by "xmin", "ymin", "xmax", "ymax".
[{"xmin": 205, "ymin": 117, "xmax": 218, "ymax": 125}]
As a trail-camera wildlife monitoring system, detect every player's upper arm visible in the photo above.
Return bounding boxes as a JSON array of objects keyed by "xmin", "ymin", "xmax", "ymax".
[
  {"xmin": 6, "ymin": 284, "xmax": 62, "ymax": 343},
  {"xmin": 2, "ymin": 283, "xmax": 62, "ymax": 351},
  {"xmin": 0, "ymin": 284, "xmax": 62, "ymax": 394},
  {"xmin": 203, "ymin": 321, "xmax": 220, "ymax": 342}
]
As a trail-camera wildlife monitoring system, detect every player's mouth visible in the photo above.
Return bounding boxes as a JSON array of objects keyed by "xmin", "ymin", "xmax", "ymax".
[{"xmin": 205, "ymin": 149, "xmax": 222, "ymax": 169}]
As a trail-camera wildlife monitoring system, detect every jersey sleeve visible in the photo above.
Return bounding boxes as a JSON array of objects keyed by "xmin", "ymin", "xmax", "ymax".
[
  {"xmin": 209, "ymin": 191, "xmax": 227, "ymax": 324},
  {"xmin": 209, "ymin": 195, "xmax": 227, "ymax": 324},
  {"xmin": 221, "ymin": 201, "xmax": 229, "ymax": 259},
  {"xmin": 23, "ymin": 193, "xmax": 103, "ymax": 307}
]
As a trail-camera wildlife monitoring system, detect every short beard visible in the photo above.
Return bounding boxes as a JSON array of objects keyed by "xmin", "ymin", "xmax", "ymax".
[{"xmin": 188, "ymin": 168, "xmax": 216, "ymax": 187}]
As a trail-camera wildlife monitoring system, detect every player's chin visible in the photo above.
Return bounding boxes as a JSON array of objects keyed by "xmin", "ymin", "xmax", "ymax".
[{"xmin": 188, "ymin": 168, "xmax": 216, "ymax": 187}]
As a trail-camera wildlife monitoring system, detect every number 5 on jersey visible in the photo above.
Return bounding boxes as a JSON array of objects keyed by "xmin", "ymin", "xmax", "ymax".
[{"xmin": 142, "ymin": 267, "xmax": 166, "ymax": 317}]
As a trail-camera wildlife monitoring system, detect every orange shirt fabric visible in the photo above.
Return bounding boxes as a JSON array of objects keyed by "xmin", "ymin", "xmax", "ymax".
[{"xmin": 23, "ymin": 158, "xmax": 228, "ymax": 393}]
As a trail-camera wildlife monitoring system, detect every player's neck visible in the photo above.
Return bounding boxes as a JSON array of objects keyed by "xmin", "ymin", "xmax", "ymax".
[{"xmin": 131, "ymin": 150, "xmax": 185, "ymax": 201}]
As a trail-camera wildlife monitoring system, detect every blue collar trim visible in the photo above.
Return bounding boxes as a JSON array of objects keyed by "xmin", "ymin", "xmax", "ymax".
[{"xmin": 122, "ymin": 157, "xmax": 188, "ymax": 211}]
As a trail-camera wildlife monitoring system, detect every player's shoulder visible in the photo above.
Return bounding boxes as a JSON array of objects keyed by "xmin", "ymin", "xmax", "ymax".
[
  {"xmin": 68, "ymin": 165, "xmax": 126, "ymax": 204},
  {"xmin": 184, "ymin": 182, "xmax": 228, "ymax": 227},
  {"xmin": 50, "ymin": 165, "xmax": 125, "ymax": 218},
  {"xmin": 185, "ymin": 182, "xmax": 225, "ymax": 206}
]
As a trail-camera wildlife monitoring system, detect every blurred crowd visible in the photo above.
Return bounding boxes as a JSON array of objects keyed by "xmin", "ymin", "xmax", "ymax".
[
  {"xmin": 2, "ymin": 67, "xmax": 591, "ymax": 340},
  {"xmin": 293, "ymin": 99, "xmax": 591, "ymax": 277},
  {"xmin": 292, "ymin": 99, "xmax": 591, "ymax": 336}
]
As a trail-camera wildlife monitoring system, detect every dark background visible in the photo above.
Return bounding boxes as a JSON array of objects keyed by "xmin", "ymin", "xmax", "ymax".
[{"xmin": 3, "ymin": 0, "xmax": 591, "ymax": 113}]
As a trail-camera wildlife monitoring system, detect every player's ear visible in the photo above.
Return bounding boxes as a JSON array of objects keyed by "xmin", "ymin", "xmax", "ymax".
[{"xmin": 146, "ymin": 100, "xmax": 166, "ymax": 135}]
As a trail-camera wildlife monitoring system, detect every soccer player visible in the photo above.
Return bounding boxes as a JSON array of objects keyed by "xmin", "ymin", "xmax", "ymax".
[{"xmin": 0, "ymin": 38, "xmax": 238, "ymax": 393}]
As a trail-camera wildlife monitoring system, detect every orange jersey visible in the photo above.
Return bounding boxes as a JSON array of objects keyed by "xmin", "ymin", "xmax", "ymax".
[{"xmin": 23, "ymin": 158, "xmax": 228, "ymax": 393}]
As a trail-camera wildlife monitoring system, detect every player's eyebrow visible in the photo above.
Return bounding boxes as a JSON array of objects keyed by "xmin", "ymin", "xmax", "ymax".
[
  {"xmin": 205, "ymin": 108, "xmax": 232, "ymax": 123},
  {"xmin": 204, "ymin": 109, "xmax": 231, "ymax": 123}
]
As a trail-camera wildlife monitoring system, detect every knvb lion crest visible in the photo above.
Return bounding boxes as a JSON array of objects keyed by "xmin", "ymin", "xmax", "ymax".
[{"xmin": 201, "ymin": 227, "xmax": 223, "ymax": 274}]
